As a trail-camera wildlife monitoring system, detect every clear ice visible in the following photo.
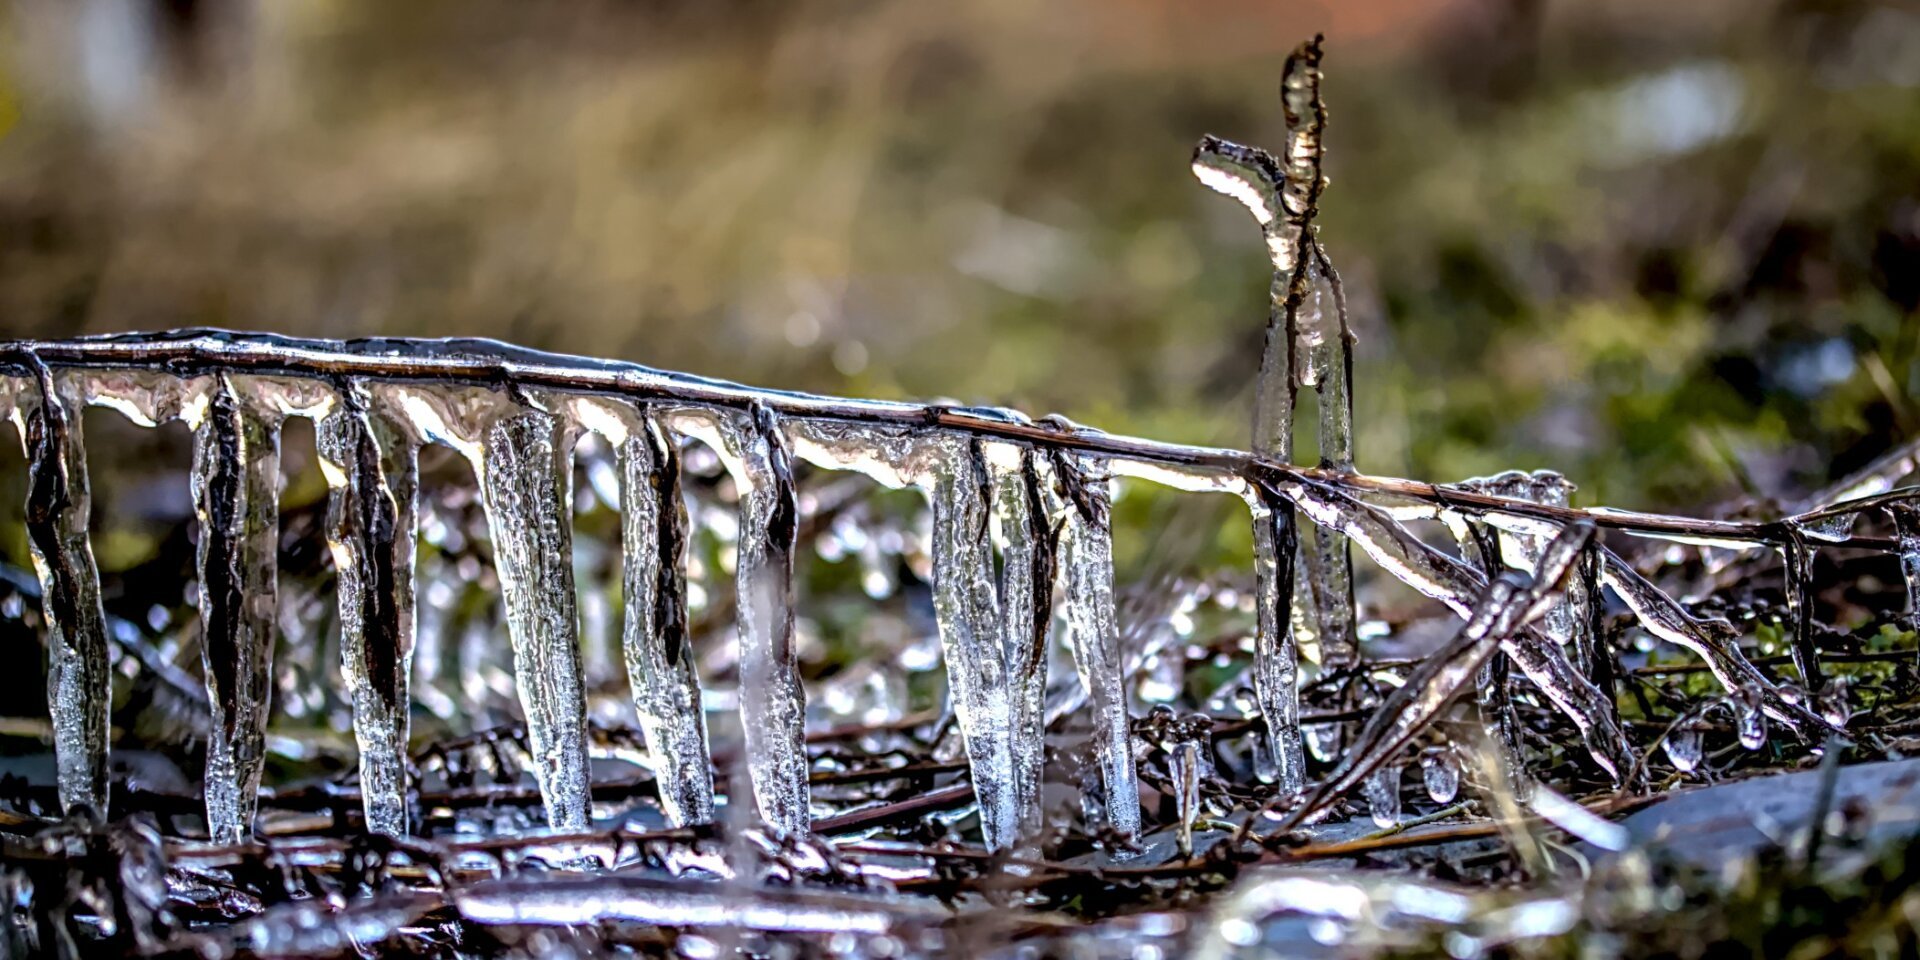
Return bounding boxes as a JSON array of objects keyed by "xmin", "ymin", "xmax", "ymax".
[
  {"xmin": 11, "ymin": 359, "xmax": 111, "ymax": 816},
  {"xmin": 614, "ymin": 405, "xmax": 714, "ymax": 826},
  {"xmin": 1053, "ymin": 452, "xmax": 1142, "ymax": 843},
  {"xmin": 1363, "ymin": 764, "xmax": 1400, "ymax": 829},
  {"xmin": 1285, "ymin": 480, "xmax": 1635, "ymax": 780},
  {"xmin": 1246, "ymin": 481, "xmax": 1307, "ymax": 795},
  {"xmin": 712, "ymin": 403, "xmax": 809, "ymax": 836},
  {"xmin": 992, "ymin": 444, "xmax": 1056, "ymax": 845},
  {"xmin": 1421, "ymin": 749, "xmax": 1459, "ymax": 804},
  {"xmin": 1780, "ymin": 530, "xmax": 1823, "ymax": 687},
  {"xmin": 187, "ymin": 375, "xmax": 283, "ymax": 843},
  {"xmin": 470, "ymin": 399, "xmax": 592, "ymax": 832},
  {"xmin": 928, "ymin": 434, "xmax": 1020, "ymax": 849},
  {"xmin": 317, "ymin": 382, "xmax": 421, "ymax": 837},
  {"xmin": 1895, "ymin": 502, "xmax": 1920, "ymax": 631},
  {"xmin": 1294, "ymin": 253, "xmax": 1358, "ymax": 669},
  {"xmin": 1665, "ymin": 723, "xmax": 1703, "ymax": 774}
]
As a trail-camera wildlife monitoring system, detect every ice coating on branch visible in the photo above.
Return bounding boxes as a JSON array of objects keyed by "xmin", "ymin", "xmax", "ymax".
[
  {"xmin": 186, "ymin": 375, "xmax": 283, "ymax": 843},
  {"xmin": 1892, "ymin": 502, "xmax": 1920, "ymax": 631},
  {"xmin": 1282, "ymin": 479, "xmax": 1634, "ymax": 781},
  {"xmin": 316, "ymin": 382, "xmax": 420, "ymax": 837},
  {"xmin": 1299, "ymin": 522, "xmax": 1595, "ymax": 820},
  {"xmin": 991, "ymin": 444, "xmax": 1056, "ymax": 845},
  {"xmin": 12, "ymin": 359, "xmax": 111, "ymax": 816},
  {"xmin": 1051, "ymin": 451, "xmax": 1142, "ymax": 844},
  {"xmin": 927, "ymin": 435, "xmax": 1020, "ymax": 849},
  {"xmin": 1245, "ymin": 480, "xmax": 1306, "ymax": 795},
  {"xmin": 470, "ymin": 399, "xmax": 592, "ymax": 831},
  {"xmin": 1598, "ymin": 550, "xmax": 1831, "ymax": 740},
  {"xmin": 613, "ymin": 406, "xmax": 713, "ymax": 827},
  {"xmin": 710, "ymin": 403, "xmax": 809, "ymax": 835}
]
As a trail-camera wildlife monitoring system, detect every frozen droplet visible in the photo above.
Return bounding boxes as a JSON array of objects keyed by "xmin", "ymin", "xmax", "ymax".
[
  {"xmin": 1363, "ymin": 764, "xmax": 1401, "ymax": 828},
  {"xmin": 1421, "ymin": 749, "xmax": 1459, "ymax": 804},
  {"xmin": 1818, "ymin": 677, "xmax": 1851, "ymax": 729},
  {"xmin": 1797, "ymin": 513, "xmax": 1856, "ymax": 544},
  {"xmin": 1666, "ymin": 725, "xmax": 1703, "ymax": 774},
  {"xmin": 1305, "ymin": 724, "xmax": 1342, "ymax": 763}
]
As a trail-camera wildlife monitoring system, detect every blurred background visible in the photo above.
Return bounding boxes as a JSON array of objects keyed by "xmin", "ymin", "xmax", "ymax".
[{"xmin": 0, "ymin": 0, "xmax": 1915, "ymax": 552}]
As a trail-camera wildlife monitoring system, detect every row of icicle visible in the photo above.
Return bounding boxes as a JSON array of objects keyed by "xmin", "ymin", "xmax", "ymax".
[{"xmin": 1, "ymin": 359, "xmax": 1148, "ymax": 850}]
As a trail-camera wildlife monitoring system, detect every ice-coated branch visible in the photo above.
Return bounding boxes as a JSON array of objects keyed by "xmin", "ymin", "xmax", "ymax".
[
  {"xmin": 0, "ymin": 333, "xmax": 1896, "ymax": 553},
  {"xmin": 1292, "ymin": 522, "xmax": 1596, "ymax": 829},
  {"xmin": 1279, "ymin": 476, "xmax": 1636, "ymax": 781}
]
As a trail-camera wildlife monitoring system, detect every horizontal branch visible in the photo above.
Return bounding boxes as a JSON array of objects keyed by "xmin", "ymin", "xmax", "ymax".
[{"xmin": 0, "ymin": 330, "xmax": 1903, "ymax": 551}]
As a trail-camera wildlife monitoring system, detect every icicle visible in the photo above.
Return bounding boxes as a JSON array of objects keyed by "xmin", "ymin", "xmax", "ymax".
[
  {"xmin": 1817, "ymin": 677, "xmax": 1851, "ymax": 729},
  {"xmin": 1251, "ymin": 729, "xmax": 1281, "ymax": 784},
  {"xmin": 1246, "ymin": 480, "xmax": 1307, "ymax": 796},
  {"xmin": 316, "ymin": 382, "xmax": 420, "ymax": 837},
  {"xmin": 991, "ymin": 445, "xmax": 1056, "ymax": 845},
  {"xmin": 471, "ymin": 398, "xmax": 591, "ymax": 832},
  {"xmin": 1295, "ymin": 254, "xmax": 1358, "ymax": 669},
  {"xmin": 1052, "ymin": 451, "xmax": 1143, "ymax": 844},
  {"xmin": 1421, "ymin": 748, "xmax": 1459, "ymax": 804},
  {"xmin": 1575, "ymin": 544, "xmax": 1612, "ymax": 698},
  {"xmin": 713, "ymin": 402, "xmax": 809, "ymax": 836},
  {"xmin": 11, "ymin": 358, "xmax": 111, "ymax": 816},
  {"xmin": 1780, "ymin": 529, "xmax": 1822, "ymax": 687},
  {"xmin": 1889, "ymin": 503, "xmax": 1920, "ymax": 633},
  {"xmin": 1363, "ymin": 764, "xmax": 1400, "ymax": 828},
  {"xmin": 928, "ymin": 435, "xmax": 1018, "ymax": 849},
  {"xmin": 1477, "ymin": 653, "xmax": 1528, "ymax": 797},
  {"xmin": 1665, "ymin": 724, "xmax": 1702, "ymax": 774},
  {"xmin": 186, "ymin": 375, "xmax": 283, "ymax": 843},
  {"xmin": 616, "ymin": 409, "xmax": 713, "ymax": 827},
  {"xmin": 1451, "ymin": 511, "xmax": 1531, "ymax": 800}
]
